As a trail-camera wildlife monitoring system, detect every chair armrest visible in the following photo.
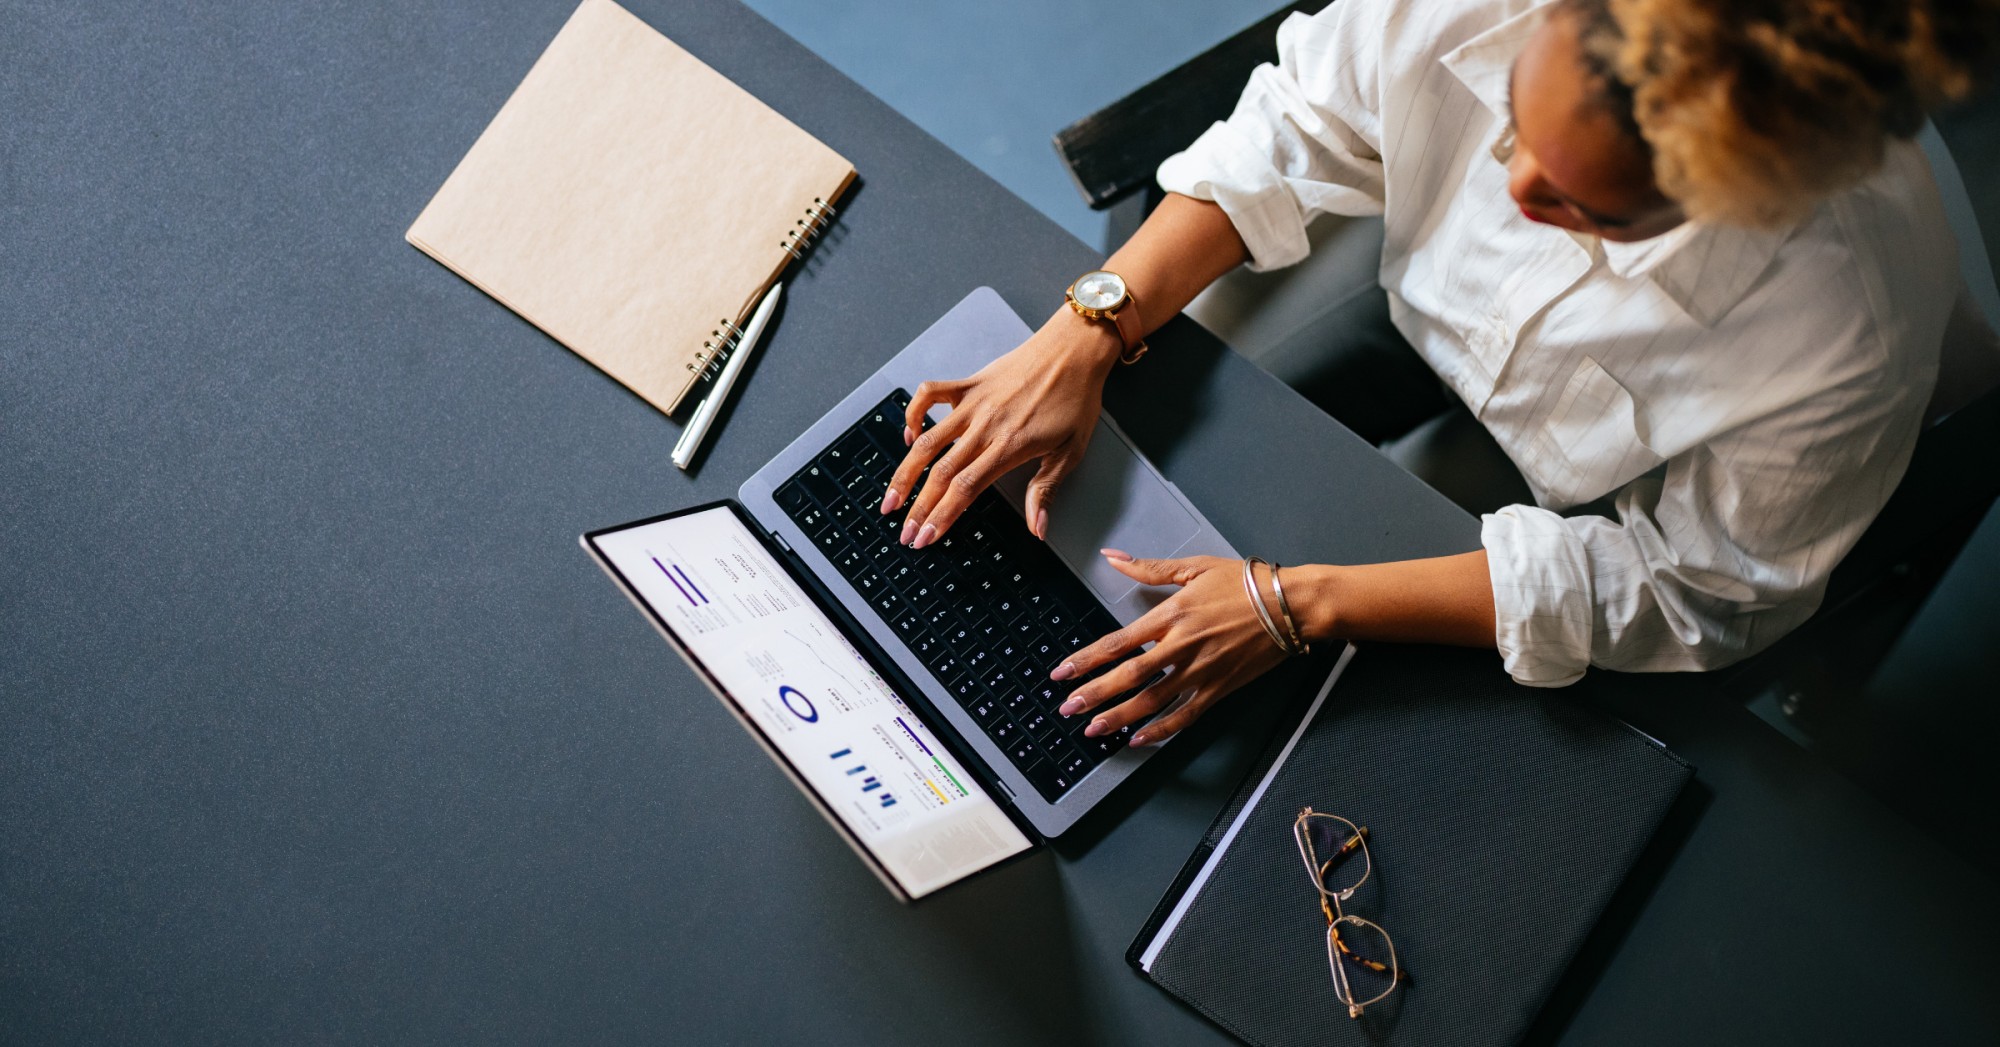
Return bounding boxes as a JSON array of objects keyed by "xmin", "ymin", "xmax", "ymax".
[{"xmin": 1052, "ymin": 2, "xmax": 1323, "ymax": 211}]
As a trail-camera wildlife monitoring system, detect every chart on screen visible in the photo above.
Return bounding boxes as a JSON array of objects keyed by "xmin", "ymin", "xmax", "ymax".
[{"xmin": 591, "ymin": 506, "xmax": 1033, "ymax": 896}]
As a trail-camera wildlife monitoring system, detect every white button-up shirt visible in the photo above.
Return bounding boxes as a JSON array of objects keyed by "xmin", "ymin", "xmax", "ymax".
[{"xmin": 1157, "ymin": 0, "xmax": 1956, "ymax": 685}]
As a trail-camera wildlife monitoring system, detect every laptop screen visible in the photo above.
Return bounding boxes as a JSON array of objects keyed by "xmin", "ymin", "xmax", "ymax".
[{"xmin": 587, "ymin": 504, "xmax": 1033, "ymax": 898}]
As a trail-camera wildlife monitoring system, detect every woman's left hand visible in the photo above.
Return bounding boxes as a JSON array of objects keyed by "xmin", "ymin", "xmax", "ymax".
[{"xmin": 1053, "ymin": 550, "xmax": 1295, "ymax": 747}]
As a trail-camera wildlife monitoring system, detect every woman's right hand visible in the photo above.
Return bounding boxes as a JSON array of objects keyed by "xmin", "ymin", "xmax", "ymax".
[{"xmin": 882, "ymin": 307, "xmax": 1124, "ymax": 548}]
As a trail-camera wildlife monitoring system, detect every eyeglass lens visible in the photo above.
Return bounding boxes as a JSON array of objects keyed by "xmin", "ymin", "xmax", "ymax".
[{"xmin": 1297, "ymin": 813, "xmax": 1370, "ymax": 899}]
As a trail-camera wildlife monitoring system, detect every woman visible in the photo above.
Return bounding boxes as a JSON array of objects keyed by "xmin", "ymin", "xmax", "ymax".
[{"xmin": 878, "ymin": 0, "xmax": 1999, "ymax": 745}]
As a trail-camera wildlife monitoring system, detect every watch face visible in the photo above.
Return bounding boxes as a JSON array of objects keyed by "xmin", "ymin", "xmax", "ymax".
[{"xmin": 1072, "ymin": 270, "xmax": 1127, "ymax": 311}]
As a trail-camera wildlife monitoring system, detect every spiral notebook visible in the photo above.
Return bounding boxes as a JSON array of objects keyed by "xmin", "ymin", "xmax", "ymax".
[
  {"xmin": 1130, "ymin": 645, "xmax": 1691, "ymax": 1046},
  {"xmin": 407, "ymin": 0, "xmax": 855, "ymax": 416}
]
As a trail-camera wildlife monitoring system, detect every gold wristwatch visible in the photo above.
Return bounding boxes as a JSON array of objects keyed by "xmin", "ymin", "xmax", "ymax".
[{"xmin": 1065, "ymin": 270, "xmax": 1148, "ymax": 364}]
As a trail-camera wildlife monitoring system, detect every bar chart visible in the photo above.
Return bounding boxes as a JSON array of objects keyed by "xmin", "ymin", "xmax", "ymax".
[{"xmin": 831, "ymin": 748, "xmax": 896, "ymax": 808}]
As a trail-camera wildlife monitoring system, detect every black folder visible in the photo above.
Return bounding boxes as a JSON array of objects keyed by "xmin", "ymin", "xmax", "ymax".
[{"xmin": 1129, "ymin": 645, "xmax": 1691, "ymax": 1046}]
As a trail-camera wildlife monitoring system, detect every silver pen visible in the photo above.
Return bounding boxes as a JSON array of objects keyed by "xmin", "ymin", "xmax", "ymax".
[{"xmin": 672, "ymin": 281, "xmax": 783, "ymax": 470}]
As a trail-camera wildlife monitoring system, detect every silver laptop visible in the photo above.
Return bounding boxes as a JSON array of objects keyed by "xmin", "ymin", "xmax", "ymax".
[{"xmin": 582, "ymin": 288, "xmax": 1237, "ymax": 899}]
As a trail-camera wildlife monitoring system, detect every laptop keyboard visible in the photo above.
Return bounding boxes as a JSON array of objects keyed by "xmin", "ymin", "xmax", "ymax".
[{"xmin": 774, "ymin": 389, "xmax": 1139, "ymax": 802}]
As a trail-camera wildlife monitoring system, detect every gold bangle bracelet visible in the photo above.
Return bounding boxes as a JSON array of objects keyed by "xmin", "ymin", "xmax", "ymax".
[
  {"xmin": 1269, "ymin": 563, "xmax": 1311, "ymax": 656},
  {"xmin": 1242, "ymin": 556, "xmax": 1292, "ymax": 654}
]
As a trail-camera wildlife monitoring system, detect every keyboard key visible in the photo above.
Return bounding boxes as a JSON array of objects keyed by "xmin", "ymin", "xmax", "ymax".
[
  {"xmin": 1060, "ymin": 628, "xmax": 1097, "ymax": 656},
  {"xmin": 839, "ymin": 470, "xmax": 878, "ymax": 505},
  {"xmin": 798, "ymin": 466, "xmax": 841, "ymax": 506},
  {"xmin": 945, "ymin": 673, "xmax": 982, "ymax": 706},
  {"xmin": 870, "ymin": 588, "xmax": 904, "ymax": 618},
  {"xmin": 852, "ymin": 445, "xmax": 892, "ymax": 480},
  {"xmin": 969, "ymin": 694, "xmax": 1002, "ymax": 726},
  {"xmin": 1019, "ymin": 758, "xmax": 1067, "ymax": 800},
  {"xmin": 883, "ymin": 561, "xmax": 920, "ymax": 592},
  {"xmin": 1009, "ymin": 734, "xmax": 1041, "ymax": 766},
  {"xmin": 831, "ymin": 430, "xmax": 872, "ymax": 467},
  {"xmin": 862, "ymin": 403, "xmax": 903, "ymax": 440}
]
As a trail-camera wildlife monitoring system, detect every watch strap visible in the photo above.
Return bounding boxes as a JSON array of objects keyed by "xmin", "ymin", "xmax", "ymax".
[{"xmin": 1109, "ymin": 292, "xmax": 1148, "ymax": 365}]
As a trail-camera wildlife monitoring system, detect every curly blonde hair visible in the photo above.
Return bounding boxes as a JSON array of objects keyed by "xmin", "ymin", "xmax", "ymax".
[{"xmin": 1573, "ymin": 0, "xmax": 2000, "ymax": 227}]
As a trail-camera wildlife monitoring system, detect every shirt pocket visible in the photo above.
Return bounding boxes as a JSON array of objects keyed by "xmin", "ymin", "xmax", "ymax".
[{"xmin": 1536, "ymin": 357, "xmax": 1664, "ymax": 508}]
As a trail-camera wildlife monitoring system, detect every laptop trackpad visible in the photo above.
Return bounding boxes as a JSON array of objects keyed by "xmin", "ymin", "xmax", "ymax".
[{"xmin": 1000, "ymin": 419, "xmax": 1199, "ymax": 606}]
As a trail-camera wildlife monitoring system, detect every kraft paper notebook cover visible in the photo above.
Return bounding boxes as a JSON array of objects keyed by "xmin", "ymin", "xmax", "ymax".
[
  {"xmin": 1130, "ymin": 645, "xmax": 1691, "ymax": 1046},
  {"xmin": 408, "ymin": 0, "xmax": 856, "ymax": 415}
]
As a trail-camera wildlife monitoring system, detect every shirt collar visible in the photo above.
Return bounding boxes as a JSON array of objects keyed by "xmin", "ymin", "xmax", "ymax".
[
  {"xmin": 1439, "ymin": 0, "xmax": 1793, "ymax": 328},
  {"xmin": 1600, "ymin": 221, "xmax": 1794, "ymax": 327},
  {"xmin": 1439, "ymin": 1, "xmax": 1551, "ymax": 124}
]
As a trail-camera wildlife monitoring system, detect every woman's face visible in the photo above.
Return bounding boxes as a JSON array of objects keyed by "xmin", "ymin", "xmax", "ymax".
[{"xmin": 1507, "ymin": 12, "xmax": 1684, "ymax": 243}]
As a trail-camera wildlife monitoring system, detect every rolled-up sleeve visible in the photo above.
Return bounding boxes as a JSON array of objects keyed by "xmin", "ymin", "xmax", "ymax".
[
  {"xmin": 1155, "ymin": 0, "xmax": 1391, "ymax": 271},
  {"xmin": 1481, "ymin": 375, "xmax": 1928, "ymax": 687}
]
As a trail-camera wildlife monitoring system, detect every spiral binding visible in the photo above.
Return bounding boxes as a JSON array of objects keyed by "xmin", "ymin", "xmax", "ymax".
[
  {"xmin": 780, "ymin": 197, "xmax": 839, "ymax": 261},
  {"xmin": 686, "ymin": 317, "xmax": 743, "ymax": 380},
  {"xmin": 687, "ymin": 198, "xmax": 839, "ymax": 383}
]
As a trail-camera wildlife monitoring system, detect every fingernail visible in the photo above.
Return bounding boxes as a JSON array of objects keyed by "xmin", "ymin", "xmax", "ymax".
[
  {"xmin": 880, "ymin": 488, "xmax": 903, "ymax": 514},
  {"xmin": 913, "ymin": 524, "xmax": 937, "ymax": 550},
  {"xmin": 1059, "ymin": 698, "xmax": 1084, "ymax": 716},
  {"xmin": 1050, "ymin": 661, "xmax": 1076, "ymax": 681},
  {"xmin": 1034, "ymin": 507, "xmax": 1048, "ymax": 540},
  {"xmin": 1102, "ymin": 548, "xmax": 1132, "ymax": 562},
  {"xmin": 903, "ymin": 426, "xmax": 914, "ymax": 446},
  {"xmin": 900, "ymin": 519, "xmax": 917, "ymax": 545},
  {"xmin": 1129, "ymin": 732, "xmax": 1152, "ymax": 747},
  {"xmin": 1084, "ymin": 719, "xmax": 1107, "ymax": 738}
]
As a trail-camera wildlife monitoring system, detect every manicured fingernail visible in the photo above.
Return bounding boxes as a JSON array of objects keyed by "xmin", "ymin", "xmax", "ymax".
[
  {"xmin": 913, "ymin": 524, "xmax": 937, "ymax": 550},
  {"xmin": 1084, "ymin": 719, "xmax": 1107, "ymax": 738},
  {"xmin": 1129, "ymin": 732, "xmax": 1152, "ymax": 747},
  {"xmin": 1102, "ymin": 548, "xmax": 1132, "ymax": 562},
  {"xmin": 1050, "ymin": 661, "xmax": 1076, "ymax": 681},
  {"xmin": 1034, "ymin": 507, "xmax": 1048, "ymax": 540},
  {"xmin": 1059, "ymin": 698, "xmax": 1084, "ymax": 716},
  {"xmin": 903, "ymin": 426, "xmax": 914, "ymax": 446},
  {"xmin": 900, "ymin": 519, "xmax": 918, "ymax": 545},
  {"xmin": 880, "ymin": 488, "xmax": 903, "ymax": 514}
]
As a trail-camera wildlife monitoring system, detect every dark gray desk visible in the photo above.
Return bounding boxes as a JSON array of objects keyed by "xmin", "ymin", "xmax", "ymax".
[{"xmin": 5, "ymin": 1, "xmax": 1996, "ymax": 1043}]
